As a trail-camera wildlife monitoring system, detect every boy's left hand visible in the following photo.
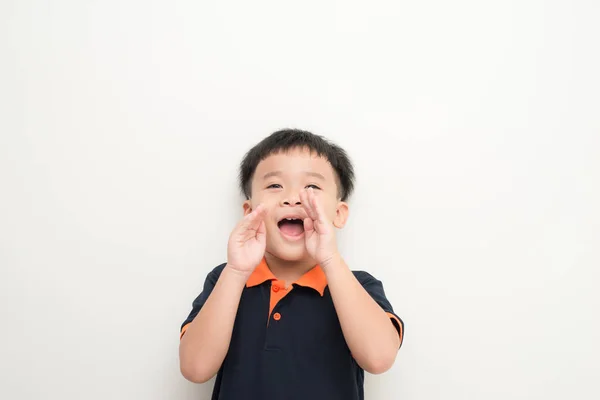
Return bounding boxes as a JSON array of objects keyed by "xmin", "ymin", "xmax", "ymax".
[{"xmin": 300, "ymin": 188, "xmax": 339, "ymax": 267}]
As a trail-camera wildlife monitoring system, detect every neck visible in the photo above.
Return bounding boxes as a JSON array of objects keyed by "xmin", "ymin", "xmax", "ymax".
[{"xmin": 264, "ymin": 252, "xmax": 316, "ymax": 285}]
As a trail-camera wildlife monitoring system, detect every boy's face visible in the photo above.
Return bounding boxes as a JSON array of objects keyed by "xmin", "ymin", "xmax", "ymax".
[{"xmin": 244, "ymin": 147, "xmax": 349, "ymax": 263}]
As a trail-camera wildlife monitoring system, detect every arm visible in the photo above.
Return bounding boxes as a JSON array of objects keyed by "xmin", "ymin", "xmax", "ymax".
[
  {"xmin": 322, "ymin": 253, "xmax": 400, "ymax": 374},
  {"xmin": 299, "ymin": 188, "xmax": 401, "ymax": 374},
  {"xmin": 179, "ymin": 266, "xmax": 248, "ymax": 383},
  {"xmin": 179, "ymin": 204, "xmax": 268, "ymax": 383}
]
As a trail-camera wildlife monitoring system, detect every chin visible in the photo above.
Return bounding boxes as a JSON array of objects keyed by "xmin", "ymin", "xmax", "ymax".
[{"xmin": 267, "ymin": 243, "xmax": 308, "ymax": 262}]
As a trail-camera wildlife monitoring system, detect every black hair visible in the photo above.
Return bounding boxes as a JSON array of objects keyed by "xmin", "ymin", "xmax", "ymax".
[{"xmin": 239, "ymin": 129, "xmax": 355, "ymax": 201}]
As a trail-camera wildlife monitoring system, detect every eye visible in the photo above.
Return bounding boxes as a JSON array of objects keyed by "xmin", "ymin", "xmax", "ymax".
[
  {"xmin": 306, "ymin": 184, "xmax": 321, "ymax": 190},
  {"xmin": 267, "ymin": 184, "xmax": 282, "ymax": 189}
]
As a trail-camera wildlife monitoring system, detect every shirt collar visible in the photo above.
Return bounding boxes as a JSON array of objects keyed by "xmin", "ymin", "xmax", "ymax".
[{"xmin": 245, "ymin": 258, "xmax": 327, "ymax": 296}]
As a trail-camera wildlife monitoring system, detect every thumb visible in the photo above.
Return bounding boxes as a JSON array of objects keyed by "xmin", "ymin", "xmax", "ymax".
[{"xmin": 303, "ymin": 217, "xmax": 314, "ymax": 234}]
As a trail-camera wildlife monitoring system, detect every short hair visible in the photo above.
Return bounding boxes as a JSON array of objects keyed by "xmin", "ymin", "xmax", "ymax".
[{"xmin": 239, "ymin": 129, "xmax": 355, "ymax": 201}]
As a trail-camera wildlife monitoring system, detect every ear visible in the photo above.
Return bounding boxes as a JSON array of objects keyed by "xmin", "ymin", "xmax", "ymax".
[
  {"xmin": 333, "ymin": 201, "xmax": 349, "ymax": 229},
  {"xmin": 243, "ymin": 200, "xmax": 253, "ymax": 216}
]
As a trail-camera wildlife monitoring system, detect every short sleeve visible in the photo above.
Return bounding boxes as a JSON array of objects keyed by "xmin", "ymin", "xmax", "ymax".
[
  {"xmin": 180, "ymin": 263, "xmax": 226, "ymax": 339},
  {"xmin": 354, "ymin": 271, "xmax": 404, "ymax": 348}
]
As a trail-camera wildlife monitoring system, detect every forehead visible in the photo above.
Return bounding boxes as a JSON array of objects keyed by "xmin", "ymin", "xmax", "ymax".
[{"xmin": 254, "ymin": 147, "xmax": 336, "ymax": 181}]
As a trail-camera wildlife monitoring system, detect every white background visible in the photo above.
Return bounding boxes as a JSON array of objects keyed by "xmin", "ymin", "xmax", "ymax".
[{"xmin": 1, "ymin": 1, "xmax": 599, "ymax": 399}]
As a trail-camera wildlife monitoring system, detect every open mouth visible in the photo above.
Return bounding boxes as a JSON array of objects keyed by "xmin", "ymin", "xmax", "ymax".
[{"xmin": 277, "ymin": 217, "xmax": 305, "ymax": 237}]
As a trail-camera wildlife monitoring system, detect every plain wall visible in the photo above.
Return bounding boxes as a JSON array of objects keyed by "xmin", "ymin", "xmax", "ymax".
[{"xmin": 1, "ymin": 1, "xmax": 598, "ymax": 399}]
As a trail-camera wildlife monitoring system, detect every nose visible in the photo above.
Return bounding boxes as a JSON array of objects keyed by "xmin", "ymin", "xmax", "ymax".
[{"xmin": 281, "ymin": 191, "xmax": 302, "ymax": 206}]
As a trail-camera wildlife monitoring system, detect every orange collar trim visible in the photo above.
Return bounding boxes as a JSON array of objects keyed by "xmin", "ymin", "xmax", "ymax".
[{"xmin": 245, "ymin": 258, "xmax": 327, "ymax": 296}]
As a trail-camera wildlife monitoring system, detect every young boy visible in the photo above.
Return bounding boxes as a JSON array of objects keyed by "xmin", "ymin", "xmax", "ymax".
[{"xmin": 179, "ymin": 129, "xmax": 403, "ymax": 400}]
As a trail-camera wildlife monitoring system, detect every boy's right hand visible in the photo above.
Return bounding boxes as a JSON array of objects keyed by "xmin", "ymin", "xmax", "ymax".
[{"xmin": 226, "ymin": 204, "xmax": 268, "ymax": 279}]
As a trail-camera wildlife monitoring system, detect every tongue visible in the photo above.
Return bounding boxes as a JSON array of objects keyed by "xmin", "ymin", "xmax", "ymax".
[{"xmin": 279, "ymin": 221, "xmax": 304, "ymax": 236}]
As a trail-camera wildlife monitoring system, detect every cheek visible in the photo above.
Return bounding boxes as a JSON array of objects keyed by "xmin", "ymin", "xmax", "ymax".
[
  {"xmin": 257, "ymin": 203, "xmax": 278, "ymax": 226},
  {"xmin": 250, "ymin": 194, "xmax": 267, "ymax": 210},
  {"xmin": 255, "ymin": 194, "xmax": 280, "ymax": 212},
  {"xmin": 327, "ymin": 209, "xmax": 338, "ymax": 223},
  {"xmin": 318, "ymin": 197, "xmax": 337, "ymax": 219}
]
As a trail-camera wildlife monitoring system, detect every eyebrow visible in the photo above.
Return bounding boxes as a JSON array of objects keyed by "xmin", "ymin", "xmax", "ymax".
[
  {"xmin": 304, "ymin": 171, "xmax": 326, "ymax": 180},
  {"xmin": 262, "ymin": 171, "xmax": 326, "ymax": 180},
  {"xmin": 262, "ymin": 171, "xmax": 282, "ymax": 180}
]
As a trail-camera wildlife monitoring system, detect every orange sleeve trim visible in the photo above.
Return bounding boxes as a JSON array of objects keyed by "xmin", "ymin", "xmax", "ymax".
[
  {"xmin": 180, "ymin": 323, "xmax": 190, "ymax": 339},
  {"xmin": 386, "ymin": 312, "xmax": 404, "ymax": 347}
]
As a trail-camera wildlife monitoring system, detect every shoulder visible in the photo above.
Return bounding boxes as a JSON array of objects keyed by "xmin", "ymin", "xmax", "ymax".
[
  {"xmin": 205, "ymin": 262, "xmax": 227, "ymax": 282},
  {"xmin": 351, "ymin": 270, "xmax": 390, "ymax": 298},
  {"xmin": 195, "ymin": 263, "xmax": 228, "ymax": 290},
  {"xmin": 352, "ymin": 270, "xmax": 381, "ymax": 285},
  {"xmin": 209, "ymin": 262, "xmax": 227, "ymax": 276}
]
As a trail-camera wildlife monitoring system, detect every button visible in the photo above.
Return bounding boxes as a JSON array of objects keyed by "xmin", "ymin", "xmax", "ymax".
[
  {"xmin": 273, "ymin": 312, "xmax": 281, "ymax": 321},
  {"xmin": 272, "ymin": 285, "xmax": 280, "ymax": 292}
]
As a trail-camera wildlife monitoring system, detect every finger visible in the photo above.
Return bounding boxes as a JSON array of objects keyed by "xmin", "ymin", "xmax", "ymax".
[
  {"xmin": 254, "ymin": 204, "xmax": 267, "ymax": 217},
  {"xmin": 249, "ymin": 206, "xmax": 268, "ymax": 230},
  {"xmin": 236, "ymin": 208, "xmax": 267, "ymax": 242},
  {"xmin": 303, "ymin": 217, "xmax": 314, "ymax": 234},
  {"xmin": 301, "ymin": 189, "xmax": 317, "ymax": 220},
  {"xmin": 256, "ymin": 220, "xmax": 266, "ymax": 241},
  {"xmin": 299, "ymin": 190, "xmax": 308, "ymax": 214},
  {"xmin": 299, "ymin": 190, "xmax": 309, "ymax": 215},
  {"xmin": 240, "ymin": 204, "xmax": 266, "ymax": 230},
  {"xmin": 309, "ymin": 192, "xmax": 331, "ymax": 237},
  {"xmin": 308, "ymin": 188, "xmax": 326, "ymax": 223}
]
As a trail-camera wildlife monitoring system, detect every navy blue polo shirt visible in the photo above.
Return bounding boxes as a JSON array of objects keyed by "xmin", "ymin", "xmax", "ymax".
[{"xmin": 180, "ymin": 258, "xmax": 404, "ymax": 400}]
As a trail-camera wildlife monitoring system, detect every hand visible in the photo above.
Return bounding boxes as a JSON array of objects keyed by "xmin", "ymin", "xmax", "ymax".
[
  {"xmin": 300, "ymin": 188, "xmax": 339, "ymax": 266},
  {"xmin": 226, "ymin": 204, "xmax": 267, "ymax": 278}
]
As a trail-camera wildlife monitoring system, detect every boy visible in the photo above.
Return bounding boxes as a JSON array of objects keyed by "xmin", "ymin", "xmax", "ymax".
[{"xmin": 179, "ymin": 129, "xmax": 403, "ymax": 400}]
